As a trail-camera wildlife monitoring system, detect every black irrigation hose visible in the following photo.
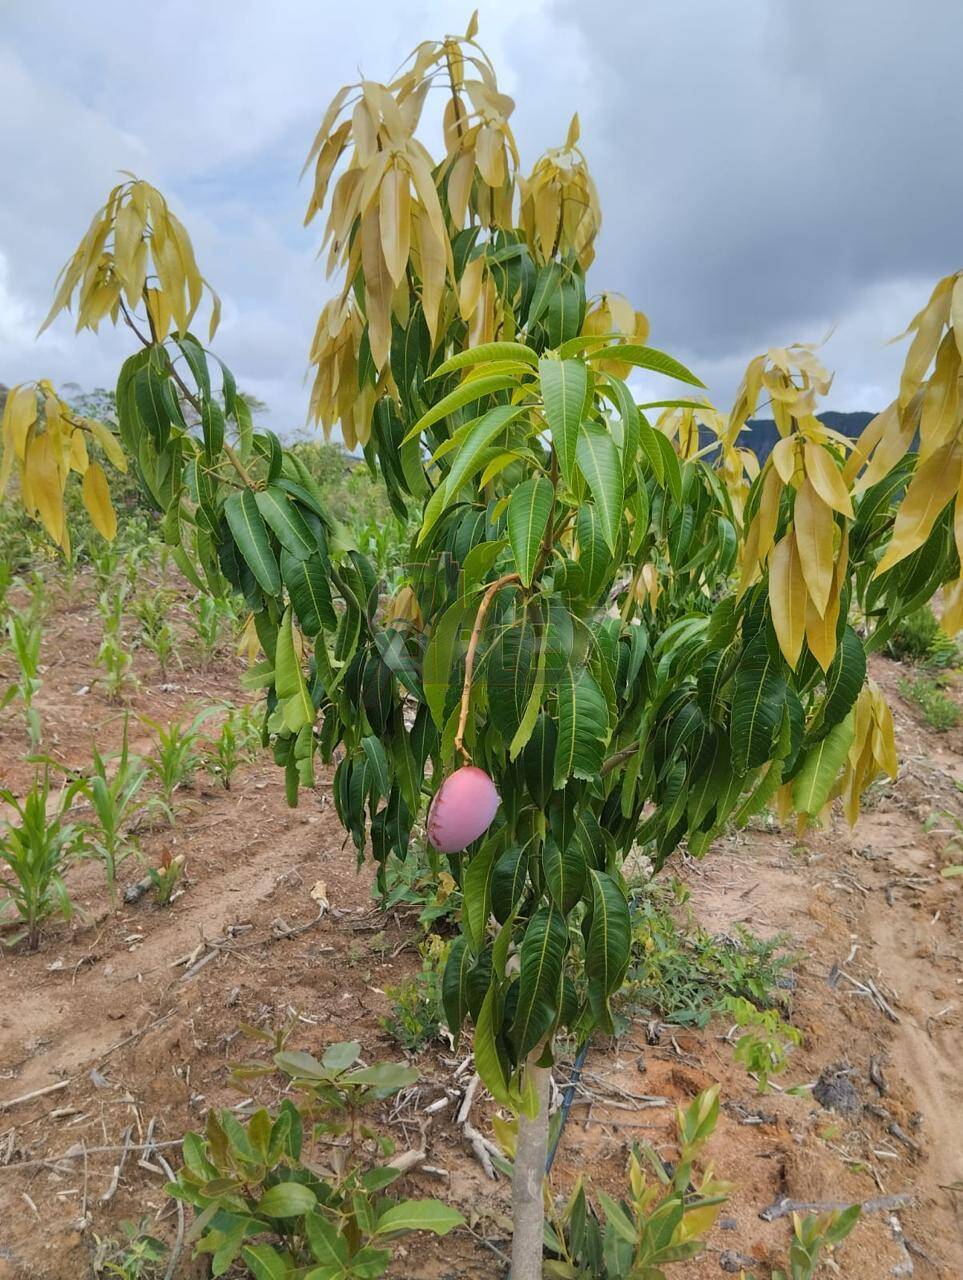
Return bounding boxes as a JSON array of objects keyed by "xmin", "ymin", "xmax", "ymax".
[{"xmin": 545, "ymin": 1038, "xmax": 590, "ymax": 1173}]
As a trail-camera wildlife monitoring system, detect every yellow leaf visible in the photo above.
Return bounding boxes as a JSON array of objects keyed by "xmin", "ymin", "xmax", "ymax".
[
  {"xmin": 68, "ymin": 427, "xmax": 89, "ymax": 474},
  {"xmin": 942, "ymin": 577, "xmax": 963, "ymax": 637},
  {"xmin": 458, "ymin": 254, "xmax": 485, "ymax": 322},
  {"xmin": 771, "ymin": 436, "xmax": 798, "ymax": 485},
  {"xmin": 85, "ymin": 418, "xmax": 127, "ymax": 472},
  {"xmin": 769, "ymin": 532, "xmax": 806, "ymax": 667},
  {"xmin": 82, "ymin": 460, "xmax": 117, "ymax": 540},
  {"xmin": 414, "ymin": 207, "xmax": 445, "ymax": 344},
  {"xmin": 805, "ymin": 575, "xmax": 839, "ymax": 671},
  {"xmin": 951, "ymin": 274, "xmax": 963, "ymax": 362},
  {"xmin": 378, "ymin": 165, "xmax": 411, "ymax": 287},
  {"xmin": 475, "ymin": 125, "xmax": 506, "ymax": 187},
  {"xmin": 793, "ymin": 479, "xmax": 834, "ymax": 615},
  {"xmin": 899, "ymin": 274, "xmax": 954, "ymax": 408},
  {"xmin": 446, "ymin": 150, "xmax": 474, "ymax": 230},
  {"xmin": 918, "ymin": 330, "xmax": 960, "ymax": 461},
  {"xmin": 26, "ymin": 432, "xmax": 66, "ymax": 549},
  {"xmin": 360, "ymin": 205, "xmax": 393, "ymax": 370},
  {"xmin": 803, "ymin": 441, "xmax": 853, "ymax": 517},
  {"xmin": 874, "ymin": 438, "xmax": 963, "ymax": 576}
]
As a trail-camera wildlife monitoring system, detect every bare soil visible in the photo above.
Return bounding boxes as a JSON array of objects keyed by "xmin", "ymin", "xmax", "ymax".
[{"xmin": 0, "ymin": 571, "xmax": 961, "ymax": 1278}]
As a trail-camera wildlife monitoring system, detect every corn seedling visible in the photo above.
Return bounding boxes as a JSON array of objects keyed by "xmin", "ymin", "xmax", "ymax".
[
  {"xmin": 204, "ymin": 703, "xmax": 261, "ymax": 789},
  {"xmin": 147, "ymin": 849, "xmax": 184, "ymax": 905},
  {"xmin": 96, "ymin": 587, "xmax": 135, "ymax": 699},
  {"xmin": 188, "ymin": 594, "xmax": 235, "ymax": 667},
  {"xmin": 80, "ymin": 716, "xmax": 150, "ymax": 907},
  {"xmin": 143, "ymin": 709, "xmax": 213, "ymax": 819},
  {"xmin": 132, "ymin": 589, "xmax": 178, "ymax": 679},
  {"xmin": 2, "ymin": 613, "xmax": 43, "ymax": 748},
  {"xmin": 0, "ymin": 769, "xmax": 86, "ymax": 949}
]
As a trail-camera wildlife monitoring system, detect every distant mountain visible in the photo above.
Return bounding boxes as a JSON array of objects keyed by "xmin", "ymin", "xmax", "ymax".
[{"xmin": 741, "ymin": 411, "xmax": 876, "ymax": 459}]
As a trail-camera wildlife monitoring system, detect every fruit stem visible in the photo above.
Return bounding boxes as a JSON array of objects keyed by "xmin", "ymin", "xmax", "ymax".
[{"xmin": 454, "ymin": 572, "xmax": 520, "ymax": 763}]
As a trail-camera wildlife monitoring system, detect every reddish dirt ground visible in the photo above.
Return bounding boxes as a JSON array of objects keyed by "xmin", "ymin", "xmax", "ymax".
[{"xmin": 0, "ymin": 569, "xmax": 961, "ymax": 1278}]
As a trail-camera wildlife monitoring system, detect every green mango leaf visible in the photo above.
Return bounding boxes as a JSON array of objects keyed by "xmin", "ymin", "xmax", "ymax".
[
  {"xmin": 305, "ymin": 1210, "xmax": 349, "ymax": 1265},
  {"xmin": 491, "ymin": 844, "xmax": 529, "ymax": 922},
  {"xmin": 730, "ymin": 633, "xmax": 787, "ymax": 773},
  {"xmin": 585, "ymin": 869, "xmax": 631, "ymax": 1032},
  {"xmin": 225, "ymin": 490, "xmax": 281, "ymax": 595},
  {"xmin": 422, "ymin": 597, "xmax": 470, "ymax": 730},
  {"xmin": 257, "ymin": 1181, "xmax": 317, "ymax": 1218},
  {"xmin": 281, "ymin": 550, "xmax": 336, "ymax": 637},
  {"xmin": 542, "ymin": 836, "xmax": 586, "ymax": 913},
  {"xmin": 507, "ymin": 475, "xmax": 554, "ymax": 587},
  {"xmin": 430, "ymin": 341, "xmax": 538, "ymax": 379},
  {"xmin": 241, "ymin": 1244, "xmax": 287, "ymax": 1280},
  {"xmin": 374, "ymin": 1200, "xmax": 465, "ymax": 1237},
  {"xmin": 792, "ymin": 711, "xmax": 855, "ymax": 816},
  {"xmin": 539, "ymin": 357, "xmax": 589, "ymax": 485},
  {"xmin": 443, "ymin": 404, "xmax": 528, "ymax": 503},
  {"xmin": 820, "ymin": 626, "xmax": 866, "ymax": 732},
  {"xmin": 510, "ymin": 903, "xmax": 568, "ymax": 1057},
  {"xmin": 274, "ymin": 607, "xmax": 314, "ymax": 733},
  {"xmin": 576, "ymin": 421, "xmax": 623, "ymax": 553},
  {"xmin": 462, "ymin": 834, "xmax": 500, "ymax": 953},
  {"xmin": 442, "ymin": 935, "xmax": 472, "ymax": 1039},
  {"xmin": 255, "ymin": 486, "xmax": 317, "ymax": 559},
  {"xmin": 554, "ymin": 666, "xmax": 610, "ymax": 788},
  {"xmin": 585, "ymin": 343, "xmax": 704, "ymax": 388},
  {"xmin": 403, "ymin": 373, "xmax": 520, "ymax": 443}
]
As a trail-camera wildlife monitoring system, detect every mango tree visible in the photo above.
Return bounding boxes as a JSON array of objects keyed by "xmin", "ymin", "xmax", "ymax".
[{"xmin": 3, "ymin": 15, "xmax": 963, "ymax": 1277}]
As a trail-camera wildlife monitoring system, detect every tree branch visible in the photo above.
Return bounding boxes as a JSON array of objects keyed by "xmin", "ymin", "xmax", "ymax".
[{"xmin": 454, "ymin": 572, "xmax": 520, "ymax": 764}]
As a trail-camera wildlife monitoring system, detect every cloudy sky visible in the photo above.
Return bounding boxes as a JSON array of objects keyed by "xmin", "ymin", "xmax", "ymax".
[{"xmin": 2, "ymin": 0, "xmax": 961, "ymax": 433}]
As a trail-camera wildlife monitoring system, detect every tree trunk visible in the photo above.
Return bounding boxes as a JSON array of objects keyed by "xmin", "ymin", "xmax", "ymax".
[{"xmin": 510, "ymin": 1057, "xmax": 551, "ymax": 1280}]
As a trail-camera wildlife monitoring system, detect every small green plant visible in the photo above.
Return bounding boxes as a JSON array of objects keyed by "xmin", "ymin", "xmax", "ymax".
[
  {"xmin": 188, "ymin": 594, "xmax": 236, "ymax": 666},
  {"xmin": 382, "ymin": 935, "xmax": 448, "ymax": 1051},
  {"xmin": 754, "ymin": 1206, "xmax": 861, "ymax": 1280},
  {"xmin": 205, "ymin": 703, "xmax": 261, "ymax": 789},
  {"xmin": 80, "ymin": 716, "xmax": 149, "ymax": 906},
  {"xmin": 898, "ymin": 672, "xmax": 961, "ymax": 731},
  {"xmin": 89, "ymin": 540, "xmax": 122, "ymax": 594},
  {"xmin": 132, "ymin": 590, "xmax": 178, "ymax": 679},
  {"xmin": 147, "ymin": 849, "xmax": 185, "ymax": 905},
  {"xmin": 96, "ymin": 587, "xmax": 136, "ymax": 700},
  {"xmin": 92, "ymin": 1219, "xmax": 167, "ymax": 1279},
  {"xmin": 0, "ymin": 769, "xmax": 86, "ymax": 948},
  {"xmin": 544, "ymin": 1086, "xmax": 730, "ymax": 1278},
  {"xmin": 376, "ymin": 848, "xmax": 461, "ymax": 932},
  {"xmin": 143, "ymin": 709, "xmax": 212, "ymax": 819},
  {"xmin": 2, "ymin": 613, "xmax": 43, "ymax": 747},
  {"xmin": 622, "ymin": 881, "xmax": 795, "ymax": 1028},
  {"xmin": 884, "ymin": 603, "xmax": 960, "ymax": 668},
  {"xmin": 169, "ymin": 1039, "xmax": 462, "ymax": 1278},
  {"xmin": 724, "ymin": 996, "xmax": 802, "ymax": 1093}
]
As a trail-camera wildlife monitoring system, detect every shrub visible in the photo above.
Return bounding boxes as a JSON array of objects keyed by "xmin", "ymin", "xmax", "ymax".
[
  {"xmin": 898, "ymin": 673, "xmax": 961, "ymax": 731},
  {"xmin": 167, "ymin": 1039, "xmax": 462, "ymax": 1277},
  {"xmin": 885, "ymin": 604, "xmax": 960, "ymax": 667}
]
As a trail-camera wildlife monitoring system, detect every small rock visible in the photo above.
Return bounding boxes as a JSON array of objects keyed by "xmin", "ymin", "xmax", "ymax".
[{"xmin": 813, "ymin": 1062, "xmax": 861, "ymax": 1116}]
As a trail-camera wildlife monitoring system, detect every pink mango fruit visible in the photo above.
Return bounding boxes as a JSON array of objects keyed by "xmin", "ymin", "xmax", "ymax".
[{"xmin": 427, "ymin": 765, "xmax": 500, "ymax": 853}]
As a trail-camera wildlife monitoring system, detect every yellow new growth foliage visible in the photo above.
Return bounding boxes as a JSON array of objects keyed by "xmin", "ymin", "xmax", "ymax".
[
  {"xmin": 41, "ymin": 177, "xmax": 220, "ymax": 343},
  {"xmin": 839, "ymin": 682, "xmax": 898, "ymax": 826},
  {"xmin": 0, "ymin": 381, "xmax": 124, "ymax": 552}
]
